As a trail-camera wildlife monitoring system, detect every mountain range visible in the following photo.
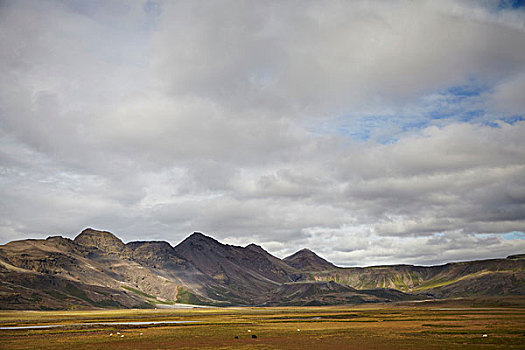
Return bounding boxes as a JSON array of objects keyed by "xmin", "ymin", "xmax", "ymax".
[{"xmin": 0, "ymin": 228, "xmax": 523, "ymax": 310}]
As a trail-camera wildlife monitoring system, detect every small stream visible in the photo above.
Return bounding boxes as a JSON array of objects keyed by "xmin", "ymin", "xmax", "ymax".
[{"xmin": 0, "ymin": 320, "xmax": 200, "ymax": 330}]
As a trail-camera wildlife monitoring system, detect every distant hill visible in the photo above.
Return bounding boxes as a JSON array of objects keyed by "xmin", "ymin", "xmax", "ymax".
[
  {"xmin": 283, "ymin": 248, "xmax": 336, "ymax": 271},
  {"xmin": 0, "ymin": 228, "xmax": 523, "ymax": 309}
]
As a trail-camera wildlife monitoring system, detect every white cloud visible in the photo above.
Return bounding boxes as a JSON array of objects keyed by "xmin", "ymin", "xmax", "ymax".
[
  {"xmin": 152, "ymin": 0, "xmax": 525, "ymax": 115},
  {"xmin": 1, "ymin": 0, "xmax": 524, "ymax": 265},
  {"xmin": 490, "ymin": 73, "xmax": 525, "ymax": 114}
]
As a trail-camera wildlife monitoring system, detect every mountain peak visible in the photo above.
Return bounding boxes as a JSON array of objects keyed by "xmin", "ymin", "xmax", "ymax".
[
  {"xmin": 174, "ymin": 231, "xmax": 224, "ymax": 251},
  {"xmin": 74, "ymin": 228, "xmax": 124, "ymax": 254},
  {"xmin": 189, "ymin": 232, "xmax": 208, "ymax": 239},
  {"xmin": 186, "ymin": 232, "xmax": 221, "ymax": 244},
  {"xmin": 284, "ymin": 248, "xmax": 336, "ymax": 271},
  {"xmin": 245, "ymin": 243, "xmax": 265, "ymax": 252},
  {"xmin": 298, "ymin": 248, "xmax": 314, "ymax": 254}
]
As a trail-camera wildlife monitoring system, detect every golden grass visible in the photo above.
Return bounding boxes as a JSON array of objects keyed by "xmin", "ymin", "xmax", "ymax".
[{"xmin": 0, "ymin": 304, "xmax": 524, "ymax": 349}]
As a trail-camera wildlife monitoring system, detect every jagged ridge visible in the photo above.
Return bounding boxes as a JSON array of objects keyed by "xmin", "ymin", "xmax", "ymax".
[{"xmin": 0, "ymin": 228, "xmax": 523, "ymax": 310}]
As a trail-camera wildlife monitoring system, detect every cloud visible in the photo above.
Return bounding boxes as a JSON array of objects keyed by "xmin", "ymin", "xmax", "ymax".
[
  {"xmin": 490, "ymin": 73, "xmax": 525, "ymax": 114},
  {"xmin": 153, "ymin": 0, "xmax": 525, "ymax": 115},
  {"xmin": 0, "ymin": 0, "xmax": 524, "ymax": 265}
]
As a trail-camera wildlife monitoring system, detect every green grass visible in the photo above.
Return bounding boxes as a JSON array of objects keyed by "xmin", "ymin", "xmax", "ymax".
[
  {"xmin": 176, "ymin": 286, "xmax": 206, "ymax": 305},
  {"xmin": 0, "ymin": 304, "xmax": 524, "ymax": 349},
  {"xmin": 412, "ymin": 276, "xmax": 463, "ymax": 291},
  {"xmin": 121, "ymin": 286, "xmax": 156, "ymax": 299}
]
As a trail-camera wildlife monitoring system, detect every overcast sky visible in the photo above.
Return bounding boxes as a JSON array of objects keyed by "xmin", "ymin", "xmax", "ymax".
[{"xmin": 1, "ymin": 0, "xmax": 525, "ymax": 266}]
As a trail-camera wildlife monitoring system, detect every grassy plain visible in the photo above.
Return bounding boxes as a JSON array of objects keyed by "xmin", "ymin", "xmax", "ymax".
[{"xmin": 0, "ymin": 302, "xmax": 524, "ymax": 349}]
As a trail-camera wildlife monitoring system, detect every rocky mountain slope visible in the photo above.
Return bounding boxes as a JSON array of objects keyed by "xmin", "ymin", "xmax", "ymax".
[
  {"xmin": 0, "ymin": 228, "xmax": 523, "ymax": 309},
  {"xmin": 310, "ymin": 257, "xmax": 525, "ymax": 298},
  {"xmin": 283, "ymin": 248, "xmax": 336, "ymax": 271}
]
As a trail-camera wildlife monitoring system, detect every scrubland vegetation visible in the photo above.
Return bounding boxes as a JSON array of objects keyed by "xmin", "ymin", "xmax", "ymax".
[{"xmin": 1, "ymin": 301, "xmax": 524, "ymax": 349}]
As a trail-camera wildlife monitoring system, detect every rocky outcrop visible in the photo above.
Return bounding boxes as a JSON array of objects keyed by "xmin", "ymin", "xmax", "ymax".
[{"xmin": 74, "ymin": 228, "xmax": 125, "ymax": 254}]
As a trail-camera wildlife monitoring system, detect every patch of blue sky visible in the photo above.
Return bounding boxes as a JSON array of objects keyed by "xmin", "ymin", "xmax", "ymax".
[
  {"xmin": 484, "ymin": 121, "xmax": 501, "ymax": 128},
  {"xmin": 446, "ymin": 82, "xmax": 490, "ymax": 98},
  {"xmin": 335, "ymin": 115, "xmax": 384, "ymax": 141},
  {"xmin": 336, "ymin": 126, "xmax": 370, "ymax": 141},
  {"xmin": 496, "ymin": 0, "xmax": 525, "ymax": 11},
  {"xmin": 475, "ymin": 232, "xmax": 525, "ymax": 240},
  {"xmin": 427, "ymin": 82, "xmax": 488, "ymax": 117},
  {"xmin": 305, "ymin": 79, "xmax": 519, "ymax": 144},
  {"xmin": 414, "ymin": 81, "xmax": 493, "ymax": 126},
  {"xmin": 481, "ymin": 115, "xmax": 524, "ymax": 128},
  {"xmin": 503, "ymin": 231, "xmax": 525, "ymax": 240},
  {"xmin": 500, "ymin": 115, "xmax": 525, "ymax": 124},
  {"xmin": 458, "ymin": 109, "xmax": 486, "ymax": 122},
  {"xmin": 400, "ymin": 119, "xmax": 430, "ymax": 132},
  {"xmin": 333, "ymin": 114, "xmax": 411, "ymax": 144}
]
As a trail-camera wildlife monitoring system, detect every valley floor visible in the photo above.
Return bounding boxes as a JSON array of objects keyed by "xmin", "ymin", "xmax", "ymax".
[{"xmin": 1, "ymin": 300, "xmax": 524, "ymax": 349}]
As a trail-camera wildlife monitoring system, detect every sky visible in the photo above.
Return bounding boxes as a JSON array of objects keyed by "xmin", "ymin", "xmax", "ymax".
[{"xmin": 1, "ymin": 0, "xmax": 525, "ymax": 266}]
